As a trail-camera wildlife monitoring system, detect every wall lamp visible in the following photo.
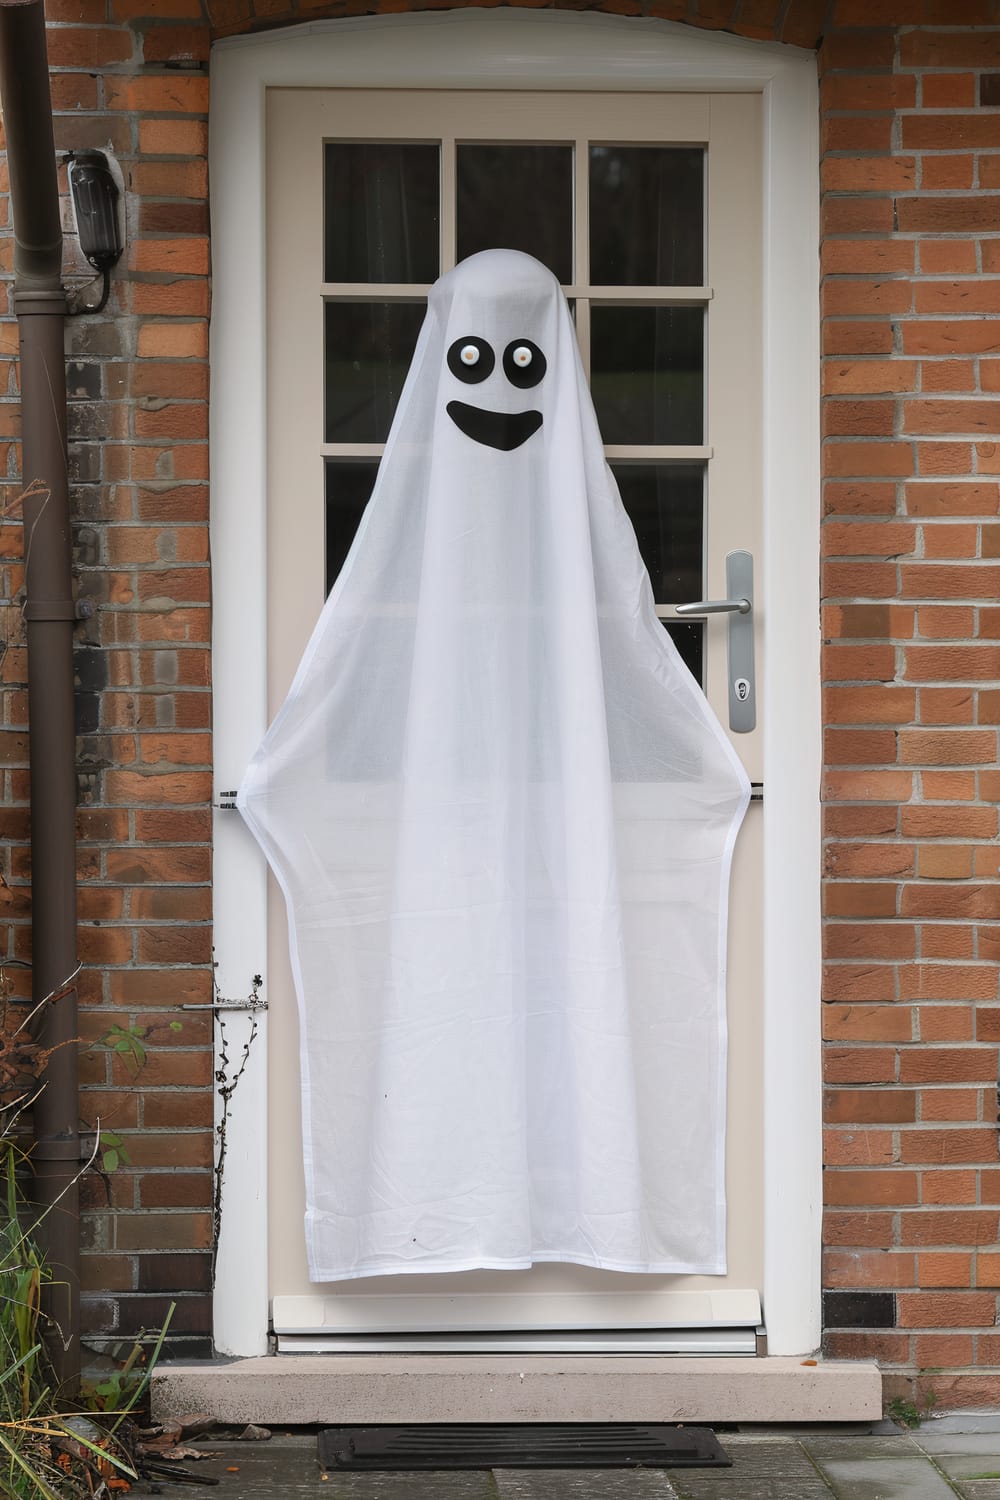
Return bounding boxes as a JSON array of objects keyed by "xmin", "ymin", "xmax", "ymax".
[{"xmin": 66, "ymin": 151, "xmax": 123, "ymax": 314}]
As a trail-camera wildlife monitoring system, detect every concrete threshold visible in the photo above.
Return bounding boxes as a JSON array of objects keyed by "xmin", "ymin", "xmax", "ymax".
[{"xmin": 152, "ymin": 1354, "xmax": 882, "ymax": 1426}]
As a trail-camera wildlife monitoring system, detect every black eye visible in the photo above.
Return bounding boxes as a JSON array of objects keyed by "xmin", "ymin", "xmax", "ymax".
[
  {"xmin": 447, "ymin": 336, "xmax": 494, "ymax": 383},
  {"xmin": 503, "ymin": 339, "xmax": 546, "ymax": 389}
]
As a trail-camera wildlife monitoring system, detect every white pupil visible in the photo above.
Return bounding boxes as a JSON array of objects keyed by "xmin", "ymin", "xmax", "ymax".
[
  {"xmin": 513, "ymin": 347, "xmax": 532, "ymax": 367},
  {"xmin": 460, "ymin": 345, "xmax": 479, "ymax": 365}
]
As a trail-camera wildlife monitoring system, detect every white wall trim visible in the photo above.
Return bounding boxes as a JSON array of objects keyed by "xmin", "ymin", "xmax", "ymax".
[{"xmin": 209, "ymin": 7, "xmax": 821, "ymax": 1359}]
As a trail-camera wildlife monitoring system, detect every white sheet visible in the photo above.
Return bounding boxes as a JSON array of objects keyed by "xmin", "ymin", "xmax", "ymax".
[{"xmin": 239, "ymin": 249, "xmax": 750, "ymax": 1281}]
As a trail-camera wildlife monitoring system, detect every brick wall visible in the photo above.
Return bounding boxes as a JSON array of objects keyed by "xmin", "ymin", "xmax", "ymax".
[
  {"xmin": 2, "ymin": 0, "xmax": 1000, "ymax": 1394},
  {"xmin": 817, "ymin": 13, "xmax": 1000, "ymax": 1411},
  {"xmin": 1, "ymin": 0, "xmax": 214, "ymax": 1356}
]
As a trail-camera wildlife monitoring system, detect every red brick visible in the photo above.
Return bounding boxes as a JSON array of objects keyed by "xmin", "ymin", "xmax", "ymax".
[
  {"xmin": 919, "ymin": 240, "xmax": 978, "ymax": 276},
  {"xmin": 822, "ymin": 116, "xmax": 893, "ymax": 154},
  {"xmin": 825, "ymin": 1089, "xmax": 916, "ymax": 1125},
  {"xmin": 105, "ymin": 74, "xmax": 208, "ymax": 113},
  {"xmin": 823, "ymin": 322, "xmax": 894, "ymax": 357},
  {"xmin": 823, "ymin": 481, "xmax": 897, "ymax": 516},
  {"xmin": 900, "ymin": 1210, "xmax": 999, "ymax": 1245},
  {"xmin": 823, "ymin": 442, "xmax": 914, "ymax": 478},
  {"xmin": 823, "ymin": 964, "xmax": 898, "ymax": 1003},
  {"xmin": 824, "ymin": 687, "xmax": 916, "ymax": 725},
  {"xmin": 901, "ymin": 806, "xmax": 997, "ymax": 838},
  {"xmin": 823, "ymin": 1005, "xmax": 913, "ymax": 1043},
  {"xmin": 921, "ymin": 1170, "xmax": 978, "ymax": 1204},
  {"xmin": 46, "ymin": 25, "xmax": 133, "ymax": 65},
  {"xmin": 826, "ymin": 924, "xmax": 915, "ymax": 960},
  {"xmin": 823, "ymin": 770, "xmax": 914, "ymax": 802},
  {"xmin": 824, "ymin": 1250, "xmax": 914, "ymax": 1289},
  {"xmin": 914, "ymin": 280, "xmax": 1000, "ymax": 314},
  {"xmin": 920, "ymin": 156, "xmax": 975, "ymax": 192},
  {"xmin": 919, "ymin": 1087, "xmax": 980, "ymax": 1120},
  {"xmin": 904, "ymin": 400, "xmax": 1000, "ymax": 437},
  {"xmin": 825, "ymin": 1170, "xmax": 918, "ymax": 1206},
  {"xmin": 904, "ymin": 321, "xmax": 1000, "ymax": 357},
  {"xmin": 822, "ymin": 157, "xmax": 916, "ymax": 193},
  {"xmin": 141, "ymin": 23, "xmax": 210, "ymax": 61},
  {"xmin": 824, "ymin": 883, "xmax": 899, "ymax": 918},
  {"xmin": 905, "ymin": 1128, "xmax": 995, "ymax": 1164},
  {"xmin": 822, "ymin": 280, "xmax": 913, "ymax": 317},
  {"xmin": 824, "ymin": 1128, "xmax": 895, "ymax": 1166},
  {"xmin": 824, "ymin": 1209, "xmax": 897, "ymax": 1246},
  {"xmin": 822, "ymin": 243, "xmax": 914, "ymax": 277},
  {"xmin": 921, "ymin": 73, "xmax": 976, "ymax": 109},
  {"xmin": 114, "ymin": 1213, "xmax": 212, "ymax": 1252},
  {"xmin": 823, "ymin": 196, "xmax": 895, "ymax": 235},
  {"xmin": 906, "ymin": 483, "xmax": 999, "ymax": 517},
  {"xmin": 825, "ymin": 1046, "xmax": 899, "ymax": 1083},
  {"xmin": 898, "ymin": 1292, "xmax": 997, "ymax": 1328},
  {"xmin": 900, "ymin": 1049, "xmax": 999, "ymax": 1084}
]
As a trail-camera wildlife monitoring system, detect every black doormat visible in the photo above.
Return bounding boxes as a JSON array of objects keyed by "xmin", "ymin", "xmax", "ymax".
[{"xmin": 318, "ymin": 1423, "xmax": 731, "ymax": 1470}]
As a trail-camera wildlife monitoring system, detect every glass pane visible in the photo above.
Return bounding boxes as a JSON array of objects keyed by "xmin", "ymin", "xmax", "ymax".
[
  {"xmin": 457, "ymin": 145, "xmax": 573, "ymax": 283},
  {"xmin": 664, "ymin": 620, "xmax": 703, "ymax": 685},
  {"xmin": 591, "ymin": 306, "xmax": 704, "ymax": 446},
  {"xmin": 325, "ymin": 301, "xmax": 425, "ymax": 443},
  {"xmin": 325, "ymin": 459, "xmax": 379, "ymax": 594},
  {"xmin": 589, "ymin": 146, "xmax": 704, "ymax": 287},
  {"xmin": 611, "ymin": 462, "xmax": 704, "ymax": 606},
  {"xmin": 324, "ymin": 144, "xmax": 440, "ymax": 284}
]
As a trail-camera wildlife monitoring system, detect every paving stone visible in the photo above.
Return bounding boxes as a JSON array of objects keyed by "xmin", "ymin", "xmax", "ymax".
[
  {"xmin": 958, "ymin": 1483, "xmax": 1000, "ymax": 1500},
  {"xmin": 928, "ymin": 1418, "xmax": 1000, "ymax": 1437},
  {"xmin": 494, "ymin": 1470, "xmax": 678, "ymax": 1498},
  {"xmin": 815, "ymin": 1456, "xmax": 958, "ymax": 1500},
  {"xmin": 802, "ymin": 1435, "xmax": 922, "ymax": 1462},
  {"xmin": 666, "ymin": 1438, "xmax": 834, "ymax": 1499},
  {"xmin": 935, "ymin": 1454, "xmax": 1000, "ymax": 1481},
  {"xmin": 919, "ymin": 1435, "xmax": 1000, "ymax": 1457}
]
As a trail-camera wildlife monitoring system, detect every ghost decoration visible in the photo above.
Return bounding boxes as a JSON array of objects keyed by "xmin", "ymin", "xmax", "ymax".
[{"xmin": 239, "ymin": 249, "xmax": 750, "ymax": 1282}]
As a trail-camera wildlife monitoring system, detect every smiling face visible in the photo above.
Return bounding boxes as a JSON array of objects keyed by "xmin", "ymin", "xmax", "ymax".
[{"xmin": 445, "ymin": 334, "xmax": 548, "ymax": 451}]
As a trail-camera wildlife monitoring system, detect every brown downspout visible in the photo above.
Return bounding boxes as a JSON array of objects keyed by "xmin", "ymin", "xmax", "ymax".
[{"xmin": 0, "ymin": 0, "xmax": 80, "ymax": 1392}]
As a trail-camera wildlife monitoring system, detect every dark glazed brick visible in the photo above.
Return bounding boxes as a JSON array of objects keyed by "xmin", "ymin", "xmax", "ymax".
[
  {"xmin": 823, "ymin": 1290, "xmax": 896, "ymax": 1328},
  {"xmin": 67, "ymin": 361, "xmax": 103, "ymax": 401},
  {"xmin": 117, "ymin": 1293, "xmax": 212, "ymax": 1335},
  {"xmin": 137, "ymin": 1251, "xmax": 213, "ymax": 1293},
  {"xmin": 981, "ymin": 73, "xmax": 1000, "ymax": 106}
]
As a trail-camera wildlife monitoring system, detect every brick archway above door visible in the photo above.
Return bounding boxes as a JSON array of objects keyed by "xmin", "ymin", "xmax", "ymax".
[{"xmin": 136, "ymin": 0, "xmax": 828, "ymax": 62}]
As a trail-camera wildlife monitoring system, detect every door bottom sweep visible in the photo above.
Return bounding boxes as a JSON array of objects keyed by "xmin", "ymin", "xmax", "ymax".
[{"xmin": 317, "ymin": 1423, "xmax": 731, "ymax": 1471}]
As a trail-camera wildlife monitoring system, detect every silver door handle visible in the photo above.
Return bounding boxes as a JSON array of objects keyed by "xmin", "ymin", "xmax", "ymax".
[
  {"xmin": 675, "ymin": 596, "xmax": 751, "ymax": 617},
  {"xmin": 675, "ymin": 551, "xmax": 756, "ymax": 733}
]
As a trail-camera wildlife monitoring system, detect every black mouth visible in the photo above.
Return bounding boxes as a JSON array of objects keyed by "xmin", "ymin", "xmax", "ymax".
[{"xmin": 447, "ymin": 401, "xmax": 543, "ymax": 451}]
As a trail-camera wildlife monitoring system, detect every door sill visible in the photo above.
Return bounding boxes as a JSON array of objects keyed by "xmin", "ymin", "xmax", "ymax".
[
  {"xmin": 151, "ymin": 1354, "xmax": 882, "ymax": 1425},
  {"xmin": 275, "ymin": 1327, "xmax": 759, "ymax": 1354}
]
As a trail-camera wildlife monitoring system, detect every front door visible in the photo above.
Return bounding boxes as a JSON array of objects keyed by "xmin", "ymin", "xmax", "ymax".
[{"xmin": 264, "ymin": 86, "xmax": 763, "ymax": 1349}]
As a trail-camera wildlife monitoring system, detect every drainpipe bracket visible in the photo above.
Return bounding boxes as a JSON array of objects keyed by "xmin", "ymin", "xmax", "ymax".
[
  {"xmin": 32, "ymin": 1137, "xmax": 84, "ymax": 1163},
  {"xmin": 13, "ymin": 287, "xmax": 68, "ymax": 316},
  {"xmin": 22, "ymin": 598, "xmax": 81, "ymax": 622}
]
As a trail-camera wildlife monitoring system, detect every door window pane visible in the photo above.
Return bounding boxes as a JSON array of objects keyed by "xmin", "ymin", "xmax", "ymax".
[
  {"xmin": 324, "ymin": 143, "xmax": 440, "ymax": 284},
  {"xmin": 457, "ymin": 144, "xmax": 573, "ymax": 283},
  {"xmin": 664, "ymin": 620, "xmax": 703, "ymax": 684},
  {"xmin": 611, "ymin": 462, "xmax": 703, "ymax": 605},
  {"xmin": 325, "ymin": 459, "xmax": 379, "ymax": 593},
  {"xmin": 591, "ymin": 305, "xmax": 704, "ymax": 446},
  {"xmin": 325, "ymin": 301, "xmax": 425, "ymax": 443},
  {"xmin": 613, "ymin": 462, "xmax": 704, "ymax": 683},
  {"xmin": 589, "ymin": 146, "xmax": 704, "ymax": 286}
]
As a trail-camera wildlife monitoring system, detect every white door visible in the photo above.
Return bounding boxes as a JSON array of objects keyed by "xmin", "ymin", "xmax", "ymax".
[{"xmin": 264, "ymin": 86, "xmax": 764, "ymax": 1350}]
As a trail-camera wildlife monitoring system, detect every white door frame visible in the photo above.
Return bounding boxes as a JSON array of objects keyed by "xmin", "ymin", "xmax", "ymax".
[{"xmin": 209, "ymin": 8, "xmax": 821, "ymax": 1359}]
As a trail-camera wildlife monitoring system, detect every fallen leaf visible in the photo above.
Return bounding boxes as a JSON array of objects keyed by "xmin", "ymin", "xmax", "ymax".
[{"xmin": 801, "ymin": 1358, "xmax": 818, "ymax": 1366}]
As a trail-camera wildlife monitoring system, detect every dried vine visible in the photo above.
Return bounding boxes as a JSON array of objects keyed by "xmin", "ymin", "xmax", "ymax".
[{"xmin": 211, "ymin": 971, "xmax": 263, "ymax": 1287}]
